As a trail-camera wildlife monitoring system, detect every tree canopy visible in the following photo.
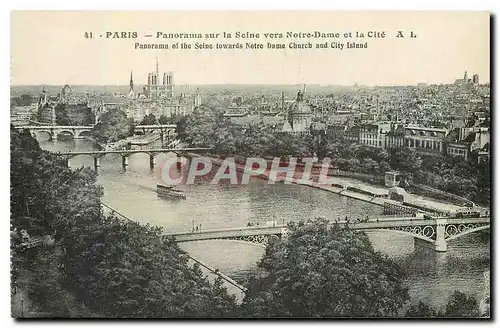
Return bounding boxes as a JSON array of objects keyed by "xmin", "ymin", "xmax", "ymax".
[
  {"xmin": 91, "ymin": 110, "xmax": 134, "ymax": 144},
  {"xmin": 406, "ymin": 291, "xmax": 485, "ymax": 318},
  {"xmin": 140, "ymin": 113, "xmax": 158, "ymax": 125},
  {"xmin": 239, "ymin": 218, "xmax": 410, "ymax": 317}
]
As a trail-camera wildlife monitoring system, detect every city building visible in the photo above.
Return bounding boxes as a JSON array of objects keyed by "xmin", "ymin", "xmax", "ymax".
[
  {"xmin": 445, "ymin": 126, "xmax": 490, "ymax": 161},
  {"xmin": 125, "ymin": 59, "xmax": 198, "ymax": 122},
  {"xmin": 473, "ymin": 74, "xmax": 479, "ymax": 85},
  {"xmin": 359, "ymin": 122, "xmax": 391, "ymax": 148},
  {"xmin": 127, "ymin": 71, "xmax": 135, "ymax": 99},
  {"xmin": 282, "ymin": 90, "xmax": 313, "ymax": 134},
  {"xmin": 140, "ymin": 57, "xmax": 174, "ymax": 100},
  {"xmin": 404, "ymin": 126, "xmax": 448, "ymax": 156}
]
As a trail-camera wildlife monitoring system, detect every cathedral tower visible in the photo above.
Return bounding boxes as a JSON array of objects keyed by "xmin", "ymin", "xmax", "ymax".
[{"xmin": 127, "ymin": 71, "xmax": 135, "ymax": 99}]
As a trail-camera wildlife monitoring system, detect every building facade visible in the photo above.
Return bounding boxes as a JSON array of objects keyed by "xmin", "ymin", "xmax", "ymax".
[
  {"xmin": 126, "ymin": 59, "xmax": 199, "ymax": 122},
  {"xmin": 282, "ymin": 90, "xmax": 313, "ymax": 134},
  {"xmin": 404, "ymin": 126, "xmax": 447, "ymax": 156}
]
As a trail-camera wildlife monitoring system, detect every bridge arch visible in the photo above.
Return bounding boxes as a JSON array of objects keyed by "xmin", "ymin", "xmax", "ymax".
[
  {"xmin": 77, "ymin": 130, "xmax": 92, "ymax": 138},
  {"xmin": 445, "ymin": 224, "xmax": 490, "ymax": 242},
  {"xmin": 366, "ymin": 227, "xmax": 436, "ymax": 244},
  {"xmin": 33, "ymin": 130, "xmax": 54, "ymax": 140},
  {"xmin": 178, "ymin": 238, "xmax": 267, "ymax": 249},
  {"xmin": 56, "ymin": 130, "xmax": 75, "ymax": 139},
  {"xmin": 171, "ymin": 231, "xmax": 282, "ymax": 248}
]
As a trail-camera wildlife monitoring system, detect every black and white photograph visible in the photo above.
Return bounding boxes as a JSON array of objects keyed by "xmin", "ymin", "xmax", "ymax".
[{"xmin": 9, "ymin": 10, "xmax": 491, "ymax": 318}]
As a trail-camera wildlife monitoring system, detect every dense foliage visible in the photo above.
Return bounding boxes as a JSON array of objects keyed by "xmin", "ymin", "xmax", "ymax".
[
  {"xmin": 406, "ymin": 291, "xmax": 485, "ymax": 318},
  {"xmin": 181, "ymin": 105, "xmax": 314, "ymax": 158},
  {"xmin": 11, "ymin": 126, "xmax": 237, "ymax": 317},
  {"xmin": 11, "ymin": 94, "xmax": 35, "ymax": 107},
  {"xmin": 91, "ymin": 110, "xmax": 135, "ymax": 144},
  {"xmin": 239, "ymin": 218, "xmax": 410, "ymax": 317},
  {"xmin": 139, "ymin": 113, "xmax": 158, "ymax": 125},
  {"xmin": 54, "ymin": 103, "xmax": 94, "ymax": 126},
  {"xmin": 159, "ymin": 113, "xmax": 185, "ymax": 125}
]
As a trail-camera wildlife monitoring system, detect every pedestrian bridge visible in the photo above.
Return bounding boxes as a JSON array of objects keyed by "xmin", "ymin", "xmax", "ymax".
[{"xmin": 164, "ymin": 216, "xmax": 490, "ymax": 252}]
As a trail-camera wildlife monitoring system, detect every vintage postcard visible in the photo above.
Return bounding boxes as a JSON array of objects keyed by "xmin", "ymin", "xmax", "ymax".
[{"xmin": 10, "ymin": 11, "xmax": 490, "ymax": 318}]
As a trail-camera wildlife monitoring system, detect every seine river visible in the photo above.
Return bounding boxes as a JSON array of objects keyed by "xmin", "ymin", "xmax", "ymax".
[{"xmin": 38, "ymin": 137, "xmax": 490, "ymax": 310}]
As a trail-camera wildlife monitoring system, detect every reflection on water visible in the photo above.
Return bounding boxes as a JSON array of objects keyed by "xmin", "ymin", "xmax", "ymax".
[{"xmin": 37, "ymin": 136, "xmax": 490, "ymax": 309}]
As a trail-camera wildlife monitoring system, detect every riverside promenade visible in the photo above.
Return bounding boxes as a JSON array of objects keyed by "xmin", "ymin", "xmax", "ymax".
[{"xmin": 294, "ymin": 177, "xmax": 464, "ymax": 215}]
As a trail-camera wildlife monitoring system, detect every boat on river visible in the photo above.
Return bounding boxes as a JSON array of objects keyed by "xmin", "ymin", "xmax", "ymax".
[{"xmin": 157, "ymin": 184, "xmax": 186, "ymax": 200}]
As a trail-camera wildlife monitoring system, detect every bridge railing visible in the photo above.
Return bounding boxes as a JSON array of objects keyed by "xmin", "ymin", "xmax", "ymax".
[
  {"xmin": 56, "ymin": 147, "xmax": 214, "ymax": 156},
  {"xmin": 179, "ymin": 251, "xmax": 247, "ymax": 293},
  {"xmin": 101, "ymin": 202, "xmax": 133, "ymax": 222}
]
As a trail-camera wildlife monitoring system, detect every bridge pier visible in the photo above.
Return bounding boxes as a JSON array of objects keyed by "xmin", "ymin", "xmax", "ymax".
[
  {"xmin": 122, "ymin": 155, "xmax": 129, "ymax": 171},
  {"xmin": 434, "ymin": 219, "xmax": 448, "ymax": 252},
  {"xmin": 176, "ymin": 153, "xmax": 183, "ymax": 170},
  {"xmin": 149, "ymin": 154, "xmax": 156, "ymax": 170},
  {"xmin": 93, "ymin": 156, "xmax": 101, "ymax": 171},
  {"xmin": 66, "ymin": 158, "xmax": 71, "ymax": 168},
  {"xmin": 412, "ymin": 219, "xmax": 448, "ymax": 252}
]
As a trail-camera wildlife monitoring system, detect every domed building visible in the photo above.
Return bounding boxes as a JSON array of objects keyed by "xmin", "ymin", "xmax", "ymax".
[
  {"xmin": 61, "ymin": 84, "xmax": 72, "ymax": 96},
  {"xmin": 281, "ymin": 90, "xmax": 313, "ymax": 134},
  {"xmin": 60, "ymin": 84, "xmax": 73, "ymax": 102}
]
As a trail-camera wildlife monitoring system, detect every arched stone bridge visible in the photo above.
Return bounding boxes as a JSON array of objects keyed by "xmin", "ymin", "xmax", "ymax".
[
  {"xmin": 57, "ymin": 147, "xmax": 213, "ymax": 170},
  {"xmin": 163, "ymin": 216, "xmax": 490, "ymax": 252},
  {"xmin": 14, "ymin": 124, "xmax": 177, "ymax": 141},
  {"xmin": 14, "ymin": 125, "xmax": 94, "ymax": 140}
]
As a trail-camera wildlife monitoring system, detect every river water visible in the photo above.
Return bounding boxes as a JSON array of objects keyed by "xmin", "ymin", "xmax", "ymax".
[{"xmin": 37, "ymin": 137, "xmax": 490, "ymax": 310}]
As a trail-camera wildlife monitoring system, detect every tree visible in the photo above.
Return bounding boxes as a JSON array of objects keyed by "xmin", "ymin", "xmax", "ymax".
[
  {"xmin": 406, "ymin": 292, "xmax": 485, "ymax": 318},
  {"xmin": 239, "ymin": 218, "xmax": 409, "ymax": 317},
  {"xmin": 444, "ymin": 291, "xmax": 481, "ymax": 317},
  {"xmin": 11, "ymin": 94, "xmax": 35, "ymax": 107},
  {"xmin": 91, "ymin": 110, "xmax": 134, "ymax": 144},
  {"xmin": 389, "ymin": 148, "xmax": 422, "ymax": 173},
  {"xmin": 140, "ymin": 113, "xmax": 158, "ymax": 125},
  {"xmin": 55, "ymin": 103, "xmax": 71, "ymax": 125},
  {"xmin": 405, "ymin": 301, "xmax": 441, "ymax": 317},
  {"xmin": 175, "ymin": 116, "xmax": 189, "ymax": 140}
]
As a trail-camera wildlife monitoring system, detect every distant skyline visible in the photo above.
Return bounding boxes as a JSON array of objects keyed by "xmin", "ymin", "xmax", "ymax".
[
  {"xmin": 9, "ymin": 80, "xmax": 490, "ymax": 87},
  {"xmin": 11, "ymin": 11, "xmax": 490, "ymax": 86}
]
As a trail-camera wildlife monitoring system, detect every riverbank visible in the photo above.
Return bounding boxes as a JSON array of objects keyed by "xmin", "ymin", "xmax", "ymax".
[{"xmin": 129, "ymin": 132, "xmax": 162, "ymax": 146}]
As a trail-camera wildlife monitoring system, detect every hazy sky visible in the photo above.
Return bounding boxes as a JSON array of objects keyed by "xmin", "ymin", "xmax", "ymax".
[{"xmin": 11, "ymin": 11, "xmax": 490, "ymax": 86}]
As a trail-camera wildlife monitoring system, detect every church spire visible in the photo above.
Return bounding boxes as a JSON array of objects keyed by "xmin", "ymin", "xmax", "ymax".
[
  {"xmin": 129, "ymin": 71, "xmax": 134, "ymax": 90},
  {"xmin": 156, "ymin": 57, "xmax": 159, "ymax": 75}
]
